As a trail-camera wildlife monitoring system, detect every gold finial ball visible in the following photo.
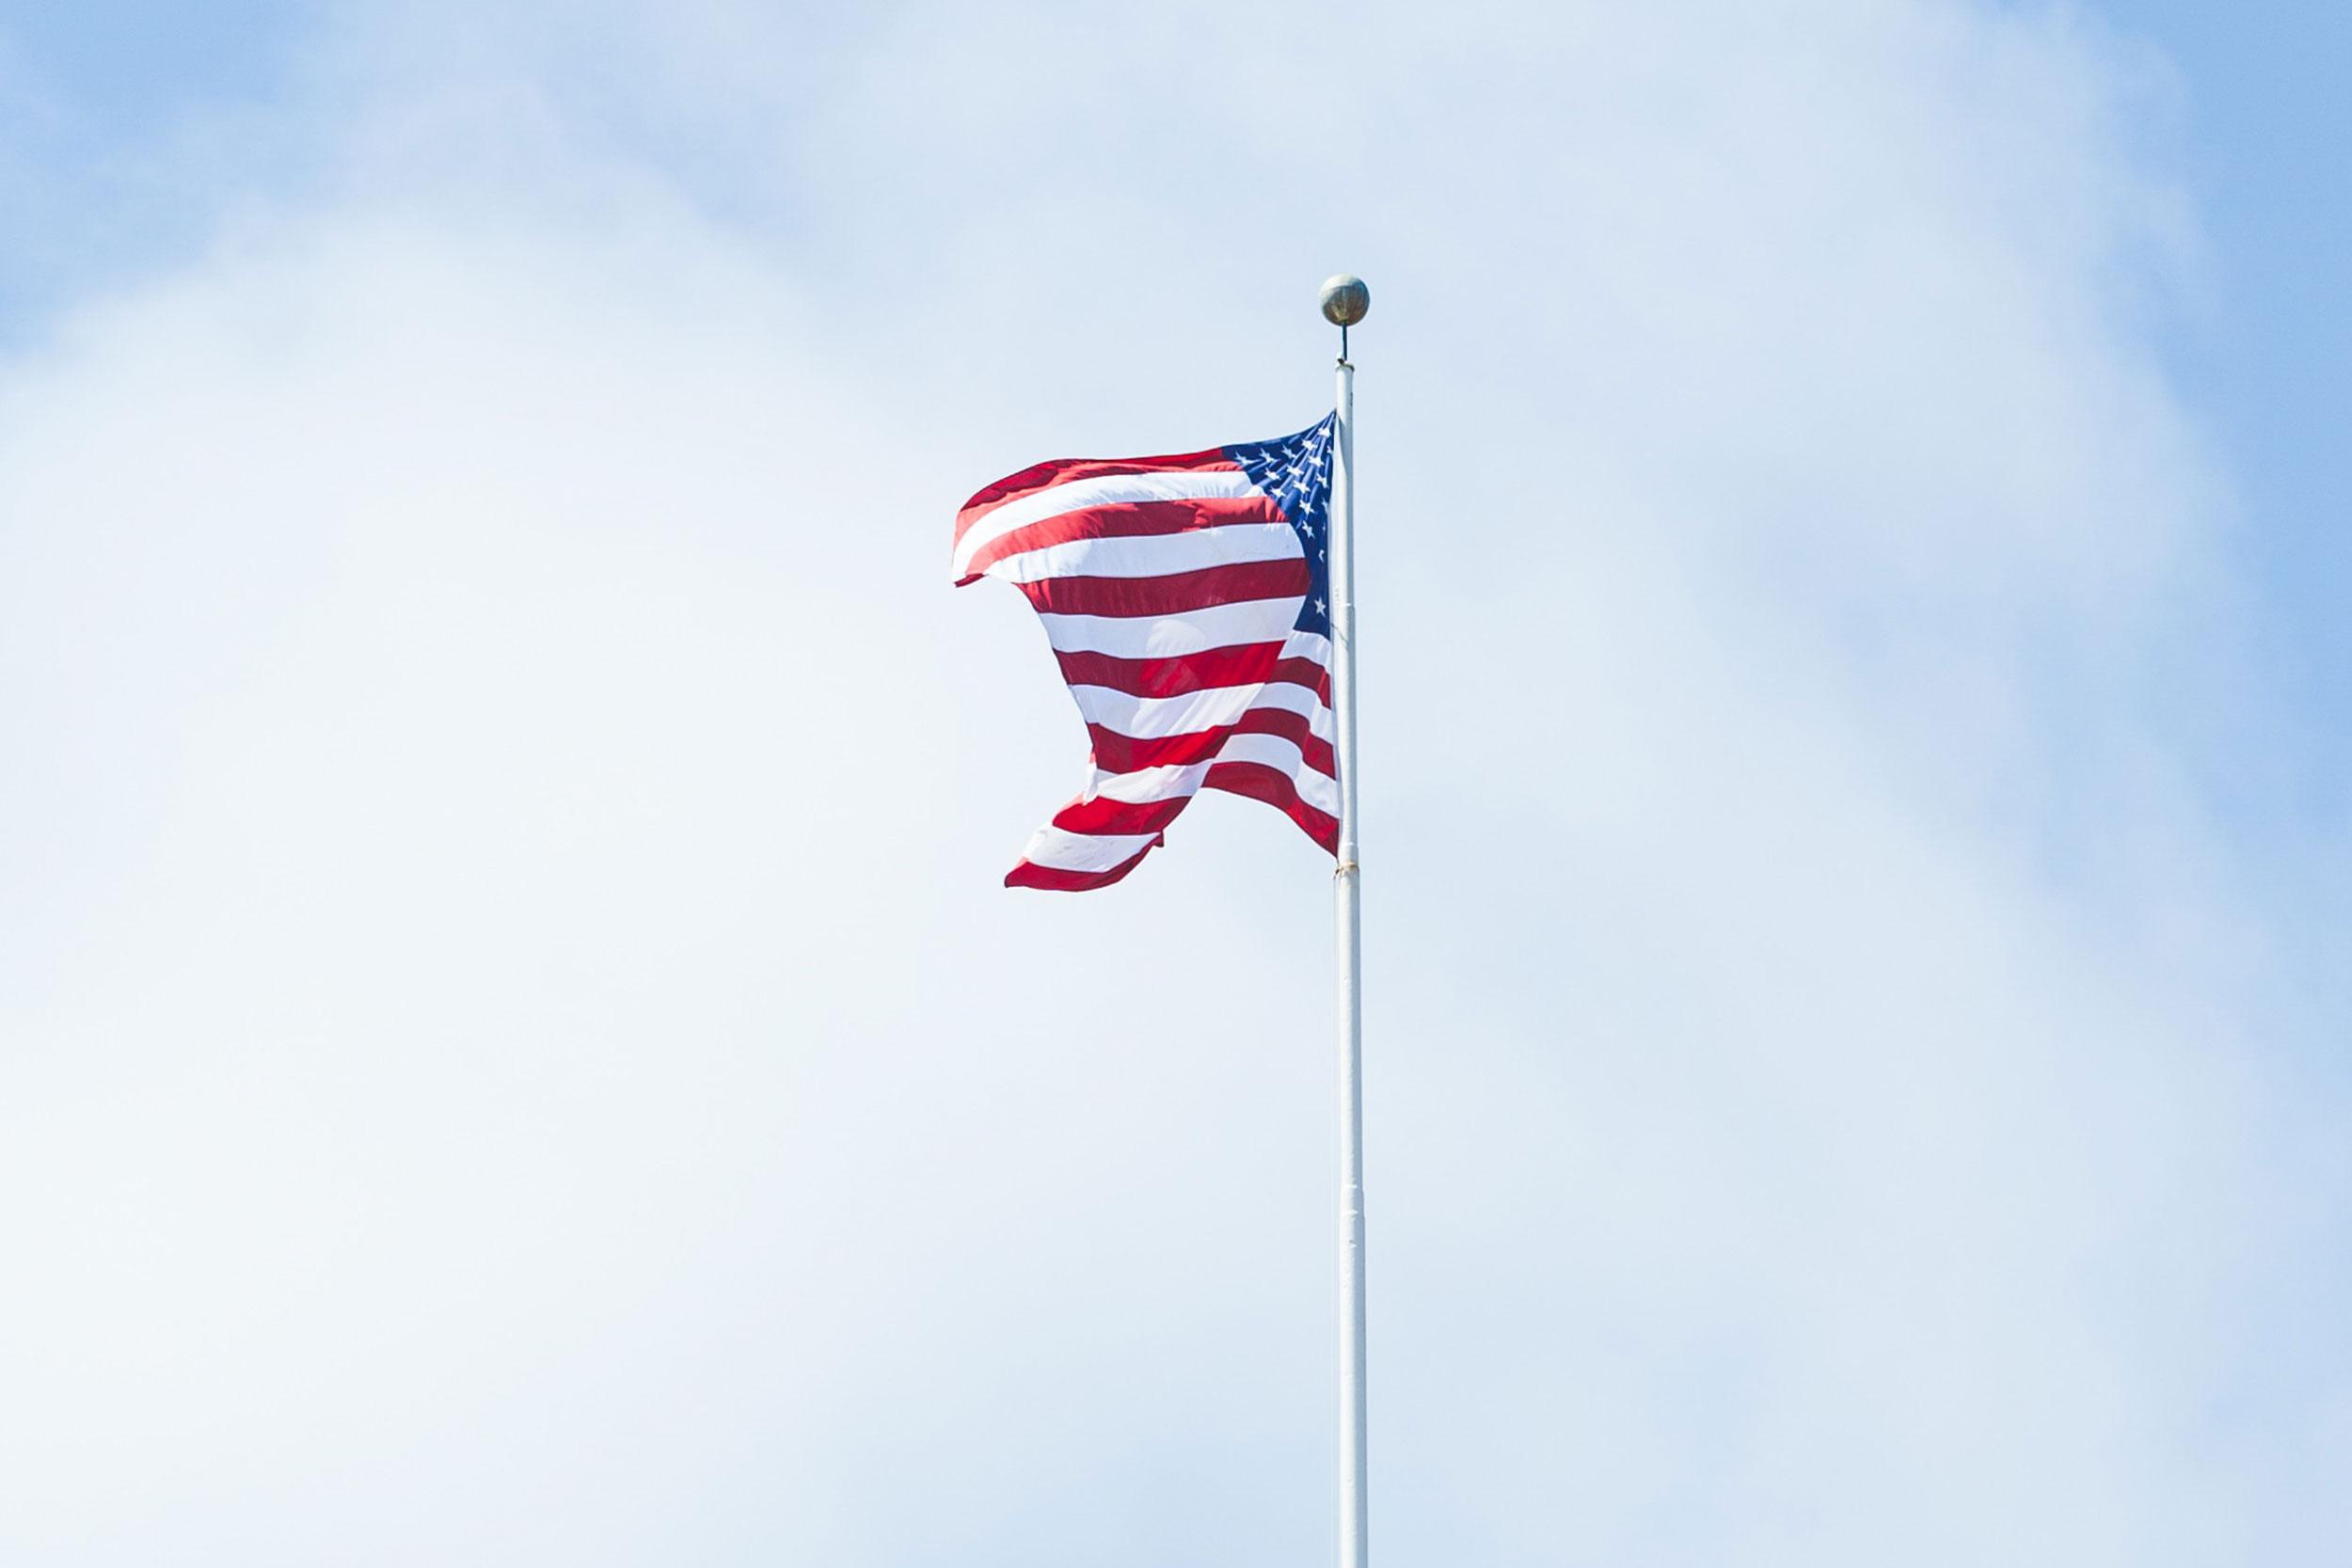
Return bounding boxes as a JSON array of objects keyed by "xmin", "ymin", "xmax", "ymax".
[{"xmin": 1319, "ymin": 274, "xmax": 1370, "ymax": 327}]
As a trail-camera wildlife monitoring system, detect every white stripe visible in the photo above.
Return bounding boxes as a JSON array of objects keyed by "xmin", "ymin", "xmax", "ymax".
[
  {"xmin": 1082, "ymin": 762, "xmax": 1211, "ymax": 803},
  {"xmin": 1283, "ymin": 630, "xmax": 1333, "ymax": 667},
  {"xmin": 982, "ymin": 522, "xmax": 1299, "ymax": 584},
  {"xmin": 1072, "ymin": 682, "xmax": 1260, "ymax": 739},
  {"xmin": 1216, "ymin": 733, "xmax": 1342, "ymax": 816},
  {"xmin": 1037, "ymin": 597, "xmax": 1302, "ymax": 657},
  {"xmin": 954, "ymin": 469, "xmax": 1260, "ymax": 577},
  {"xmin": 1020, "ymin": 826, "xmax": 1160, "ymax": 873}
]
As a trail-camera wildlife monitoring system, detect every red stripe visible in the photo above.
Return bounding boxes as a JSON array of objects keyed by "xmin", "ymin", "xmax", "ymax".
[
  {"xmin": 1269, "ymin": 657, "xmax": 1333, "ymax": 703},
  {"xmin": 1055, "ymin": 641, "xmax": 1286, "ymax": 698},
  {"xmin": 1233, "ymin": 705, "xmax": 1338, "ymax": 780},
  {"xmin": 961, "ymin": 497, "xmax": 1281, "ymax": 581},
  {"xmin": 955, "ymin": 450, "xmax": 1237, "ymax": 541},
  {"xmin": 1005, "ymin": 845, "xmax": 1157, "ymax": 892},
  {"xmin": 1049, "ymin": 793, "xmax": 1191, "ymax": 836},
  {"xmin": 1203, "ymin": 761, "xmax": 1340, "ymax": 852},
  {"xmin": 1085, "ymin": 723, "xmax": 1233, "ymax": 776},
  {"xmin": 1017, "ymin": 560, "xmax": 1306, "ymax": 620},
  {"xmin": 1081, "ymin": 699, "xmax": 1335, "ymax": 779},
  {"xmin": 1054, "ymin": 645, "xmax": 1331, "ymax": 704}
]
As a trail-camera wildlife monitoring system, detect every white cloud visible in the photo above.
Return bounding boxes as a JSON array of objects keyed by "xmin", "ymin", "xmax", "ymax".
[{"xmin": 1, "ymin": 3, "xmax": 2344, "ymax": 1564}]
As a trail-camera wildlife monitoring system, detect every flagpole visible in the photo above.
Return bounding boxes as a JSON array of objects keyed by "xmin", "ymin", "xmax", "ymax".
[{"xmin": 1321, "ymin": 272, "xmax": 1371, "ymax": 1568}]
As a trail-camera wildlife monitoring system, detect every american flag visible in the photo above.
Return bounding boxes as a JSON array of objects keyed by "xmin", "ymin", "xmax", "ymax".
[{"xmin": 954, "ymin": 415, "xmax": 1342, "ymax": 889}]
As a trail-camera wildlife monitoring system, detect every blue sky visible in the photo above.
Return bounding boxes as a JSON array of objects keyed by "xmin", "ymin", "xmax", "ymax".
[
  {"xmin": 2, "ymin": 5, "xmax": 2347, "ymax": 1564},
  {"xmin": 2108, "ymin": 7, "xmax": 2351, "ymax": 857},
  {"xmin": 0, "ymin": 2, "xmax": 297, "ymax": 310},
  {"xmin": 2111, "ymin": 4, "xmax": 2350, "ymax": 594}
]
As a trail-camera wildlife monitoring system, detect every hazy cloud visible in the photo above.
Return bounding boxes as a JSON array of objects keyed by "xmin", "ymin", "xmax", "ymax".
[{"xmin": 2, "ymin": 3, "xmax": 2344, "ymax": 1564}]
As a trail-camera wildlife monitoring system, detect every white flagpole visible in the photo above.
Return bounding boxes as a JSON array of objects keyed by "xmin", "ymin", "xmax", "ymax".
[{"xmin": 1320, "ymin": 272, "xmax": 1370, "ymax": 1568}]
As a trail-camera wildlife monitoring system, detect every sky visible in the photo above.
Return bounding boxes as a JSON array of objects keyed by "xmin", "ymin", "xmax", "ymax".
[{"xmin": 1, "ymin": 3, "xmax": 2347, "ymax": 1564}]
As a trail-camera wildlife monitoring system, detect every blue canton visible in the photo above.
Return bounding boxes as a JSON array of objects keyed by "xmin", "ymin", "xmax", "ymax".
[{"xmin": 1225, "ymin": 413, "xmax": 1337, "ymax": 640}]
